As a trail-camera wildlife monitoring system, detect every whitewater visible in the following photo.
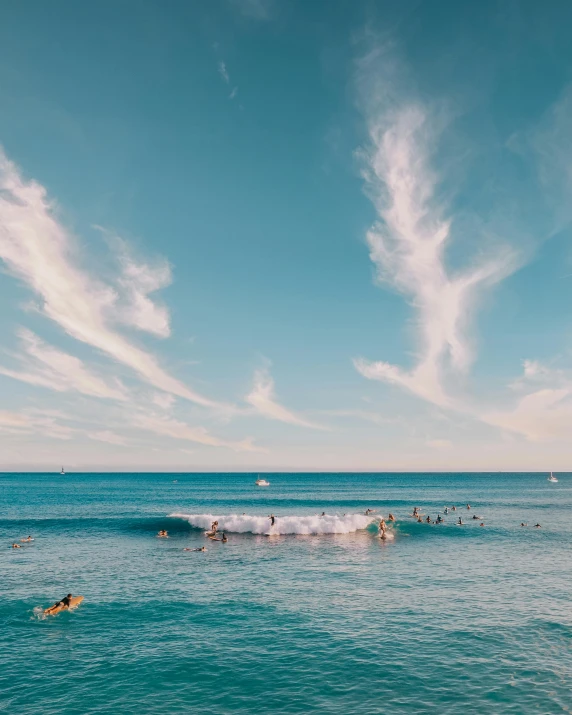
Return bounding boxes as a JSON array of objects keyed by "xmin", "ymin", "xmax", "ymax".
[{"xmin": 170, "ymin": 512, "xmax": 376, "ymax": 535}]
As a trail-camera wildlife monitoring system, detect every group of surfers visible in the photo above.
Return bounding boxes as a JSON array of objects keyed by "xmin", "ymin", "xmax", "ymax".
[
  {"xmin": 410, "ymin": 504, "xmax": 485, "ymax": 525},
  {"xmin": 11, "ymin": 535, "xmax": 33, "ymax": 548},
  {"xmin": 207, "ymin": 521, "xmax": 228, "ymax": 542}
]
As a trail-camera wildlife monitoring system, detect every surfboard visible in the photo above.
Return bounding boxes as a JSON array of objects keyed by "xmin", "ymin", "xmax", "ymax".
[{"xmin": 44, "ymin": 595, "xmax": 84, "ymax": 616}]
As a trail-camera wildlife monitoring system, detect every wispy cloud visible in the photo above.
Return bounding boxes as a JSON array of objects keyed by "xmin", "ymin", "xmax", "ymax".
[
  {"xmin": 0, "ymin": 408, "xmax": 76, "ymax": 440},
  {"xmin": 246, "ymin": 366, "xmax": 324, "ymax": 429},
  {"xmin": 131, "ymin": 412, "xmax": 262, "ymax": 452},
  {"xmin": 218, "ymin": 61, "xmax": 230, "ymax": 84},
  {"xmin": 0, "ymin": 148, "xmax": 223, "ymax": 409},
  {"xmin": 354, "ymin": 72, "xmax": 518, "ymax": 407},
  {"xmin": 229, "ymin": 0, "xmax": 274, "ymax": 20},
  {"xmin": 88, "ymin": 430, "xmax": 127, "ymax": 446},
  {"xmin": 229, "ymin": 86, "xmax": 238, "ymax": 100},
  {"xmin": 0, "ymin": 328, "xmax": 128, "ymax": 400},
  {"xmin": 96, "ymin": 229, "xmax": 172, "ymax": 338}
]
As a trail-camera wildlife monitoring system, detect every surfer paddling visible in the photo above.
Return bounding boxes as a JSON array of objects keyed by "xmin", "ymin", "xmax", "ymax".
[{"xmin": 268, "ymin": 514, "xmax": 276, "ymax": 527}]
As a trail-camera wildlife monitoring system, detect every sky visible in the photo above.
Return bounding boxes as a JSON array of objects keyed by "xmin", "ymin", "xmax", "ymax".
[{"xmin": 1, "ymin": 0, "xmax": 572, "ymax": 471}]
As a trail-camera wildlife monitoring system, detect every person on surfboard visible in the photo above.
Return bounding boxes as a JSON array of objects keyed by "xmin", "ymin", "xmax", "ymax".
[{"xmin": 51, "ymin": 593, "xmax": 73, "ymax": 610}]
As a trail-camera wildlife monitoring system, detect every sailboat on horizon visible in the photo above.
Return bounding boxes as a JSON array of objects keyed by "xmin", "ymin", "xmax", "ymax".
[
  {"xmin": 60, "ymin": 466, "xmax": 65, "ymax": 475},
  {"xmin": 547, "ymin": 472, "xmax": 558, "ymax": 483}
]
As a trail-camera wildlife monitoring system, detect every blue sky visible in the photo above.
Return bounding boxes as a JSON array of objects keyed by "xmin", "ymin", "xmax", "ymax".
[{"xmin": 1, "ymin": 0, "xmax": 572, "ymax": 470}]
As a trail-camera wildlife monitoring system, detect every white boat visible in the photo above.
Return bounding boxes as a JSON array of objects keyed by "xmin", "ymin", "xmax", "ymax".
[
  {"xmin": 255, "ymin": 477, "xmax": 270, "ymax": 487},
  {"xmin": 547, "ymin": 472, "xmax": 558, "ymax": 483}
]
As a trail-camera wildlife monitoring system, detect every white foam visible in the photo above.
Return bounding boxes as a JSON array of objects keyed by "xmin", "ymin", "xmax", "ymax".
[{"xmin": 169, "ymin": 512, "xmax": 375, "ymax": 535}]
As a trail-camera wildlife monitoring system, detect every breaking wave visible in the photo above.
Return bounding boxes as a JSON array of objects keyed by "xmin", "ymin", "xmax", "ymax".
[{"xmin": 169, "ymin": 512, "xmax": 375, "ymax": 535}]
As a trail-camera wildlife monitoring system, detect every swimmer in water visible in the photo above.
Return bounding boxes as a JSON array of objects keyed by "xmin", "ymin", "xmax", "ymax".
[
  {"xmin": 412, "ymin": 507, "xmax": 419, "ymax": 517},
  {"xmin": 472, "ymin": 515, "xmax": 479, "ymax": 520},
  {"xmin": 480, "ymin": 523, "xmax": 485, "ymax": 527},
  {"xmin": 417, "ymin": 516, "xmax": 423, "ymax": 523},
  {"xmin": 534, "ymin": 523, "xmax": 541, "ymax": 528},
  {"xmin": 12, "ymin": 543, "xmax": 21, "ymax": 548},
  {"xmin": 444, "ymin": 507, "xmax": 449, "ymax": 514},
  {"xmin": 269, "ymin": 514, "xmax": 276, "ymax": 526},
  {"xmin": 388, "ymin": 513, "xmax": 395, "ymax": 522},
  {"xmin": 452, "ymin": 506, "xmax": 457, "ymax": 512},
  {"xmin": 520, "ymin": 522, "xmax": 528, "ymax": 527},
  {"xmin": 157, "ymin": 530, "xmax": 168, "ymax": 537},
  {"xmin": 467, "ymin": 504, "xmax": 471, "ymax": 510},
  {"xmin": 426, "ymin": 515, "xmax": 431, "ymax": 523},
  {"xmin": 436, "ymin": 514, "xmax": 443, "ymax": 523},
  {"xmin": 20, "ymin": 535, "xmax": 33, "ymax": 542}
]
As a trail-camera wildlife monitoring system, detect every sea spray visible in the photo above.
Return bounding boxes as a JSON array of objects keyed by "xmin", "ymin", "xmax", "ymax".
[{"xmin": 169, "ymin": 512, "xmax": 375, "ymax": 535}]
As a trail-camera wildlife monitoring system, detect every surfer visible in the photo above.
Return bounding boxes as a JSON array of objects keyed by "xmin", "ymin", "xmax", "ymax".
[
  {"xmin": 184, "ymin": 547, "xmax": 206, "ymax": 552},
  {"xmin": 269, "ymin": 514, "xmax": 276, "ymax": 526},
  {"xmin": 426, "ymin": 515, "xmax": 431, "ymax": 523},
  {"xmin": 534, "ymin": 523, "xmax": 542, "ymax": 528},
  {"xmin": 480, "ymin": 523, "xmax": 485, "ymax": 526},
  {"xmin": 388, "ymin": 513, "xmax": 395, "ymax": 522},
  {"xmin": 157, "ymin": 530, "xmax": 168, "ymax": 538},
  {"xmin": 12, "ymin": 543, "xmax": 21, "ymax": 548},
  {"xmin": 520, "ymin": 522, "xmax": 528, "ymax": 527},
  {"xmin": 320, "ymin": 512, "xmax": 326, "ymax": 517},
  {"xmin": 211, "ymin": 521, "xmax": 218, "ymax": 533},
  {"xmin": 458, "ymin": 517, "xmax": 464, "ymax": 525},
  {"xmin": 412, "ymin": 507, "xmax": 419, "ymax": 517},
  {"xmin": 444, "ymin": 507, "xmax": 449, "ymax": 514},
  {"xmin": 417, "ymin": 516, "xmax": 423, "ymax": 523},
  {"xmin": 451, "ymin": 506, "xmax": 457, "ymax": 511},
  {"xmin": 436, "ymin": 514, "xmax": 443, "ymax": 523},
  {"xmin": 472, "ymin": 515, "xmax": 479, "ymax": 520},
  {"xmin": 221, "ymin": 533, "xmax": 228, "ymax": 543},
  {"xmin": 20, "ymin": 535, "xmax": 33, "ymax": 542},
  {"xmin": 51, "ymin": 593, "xmax": 73, "ymax": 610}
]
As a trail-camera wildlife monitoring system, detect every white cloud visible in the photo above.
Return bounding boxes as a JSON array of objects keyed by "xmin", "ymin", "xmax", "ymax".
[
  {"xmin": 151, "ymin": 392, "xmax": 176, "ymax": 410},
  {"xmin": 218, "ymin": 61, "xmax": 230, "ymax": 84},
  {"xmin": 354, "ymin": 102, "xmax": 517, "ymax": 407},
  {"xmin": 88, "ymin": 430, "xmax": 127, "ymax": 446},
  {"xmin": 0, "ymin": 328, "xmax": 128, "ymax": 400},
  {"xmin": 0, "ymin": 148, "xmax": 223, "ymax": 409},
  {"xmin": 229, "ymin": 0, "xmax": 274, "ymax": 20},
  {"xmin": 483, "ymin": 388, "xmax": 572, "ymax": 441},
  {"xmin": 131, "ymin": 412, "xmax": 262, "ymax": 452},
  {"xmin": 0, "ymin": 409, "xmax": 76, "ymax": 440},
  {"xmin": 109, "ymin": 236, "xmax": 172, "ymax": 338},
  {"xmin": 229, "ymin": 86, "xmax": 238, "ymax": 100},
  {"xmin": 246, "ymin": 366, "xmax": 324, "ymax": 429}
]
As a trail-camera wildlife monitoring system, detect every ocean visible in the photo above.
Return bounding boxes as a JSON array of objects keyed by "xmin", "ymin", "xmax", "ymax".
[{"xmin": 1, "ymin": 472, "xmax": 571, "ymax": 714}]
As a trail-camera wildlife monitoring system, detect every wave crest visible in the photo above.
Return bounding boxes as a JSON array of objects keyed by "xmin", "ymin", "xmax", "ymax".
[{"xmin": 169, "ymin": 512, "xmax": 374, "ymax": 535}]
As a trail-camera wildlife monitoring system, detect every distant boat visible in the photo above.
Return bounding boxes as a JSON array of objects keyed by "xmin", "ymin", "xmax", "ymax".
[
  {"xmin": 60, "ymin": 466, "xmax": 65, "ymax": 475},
  {"xmin": 547, "ymin": 472, "xmax": 558, "ymax": 483},
  {"xmin": 255, "ymin": 476, "xmax": 270, "ymax": 487}
]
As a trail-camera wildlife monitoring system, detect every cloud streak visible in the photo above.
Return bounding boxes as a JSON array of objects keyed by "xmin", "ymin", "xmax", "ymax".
[
  {"xmin": 246, "ymin": 366, "xmax": 324, "ymax": 429},
  {"xmin": 354, "ymin": 101, "xmax": 517, "ymax": 407},
  {"xmin": 0, "ymin": 149, "xmax": 223, "ymax": 409},
  {"xmin": 0, "ymin": 328, "xmax": 128, "ymax": 400}
]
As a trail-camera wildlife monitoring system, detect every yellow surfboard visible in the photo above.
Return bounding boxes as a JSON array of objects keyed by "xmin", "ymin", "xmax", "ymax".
[{"xmin": 44, "ymin": 595, "xmax": 84, "ymax": 616}]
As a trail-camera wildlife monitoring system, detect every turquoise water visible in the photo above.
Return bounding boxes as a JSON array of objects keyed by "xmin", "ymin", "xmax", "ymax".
[{"xmin": 1, "ymin": 472, "xmax": 571, "ymax": 714}]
